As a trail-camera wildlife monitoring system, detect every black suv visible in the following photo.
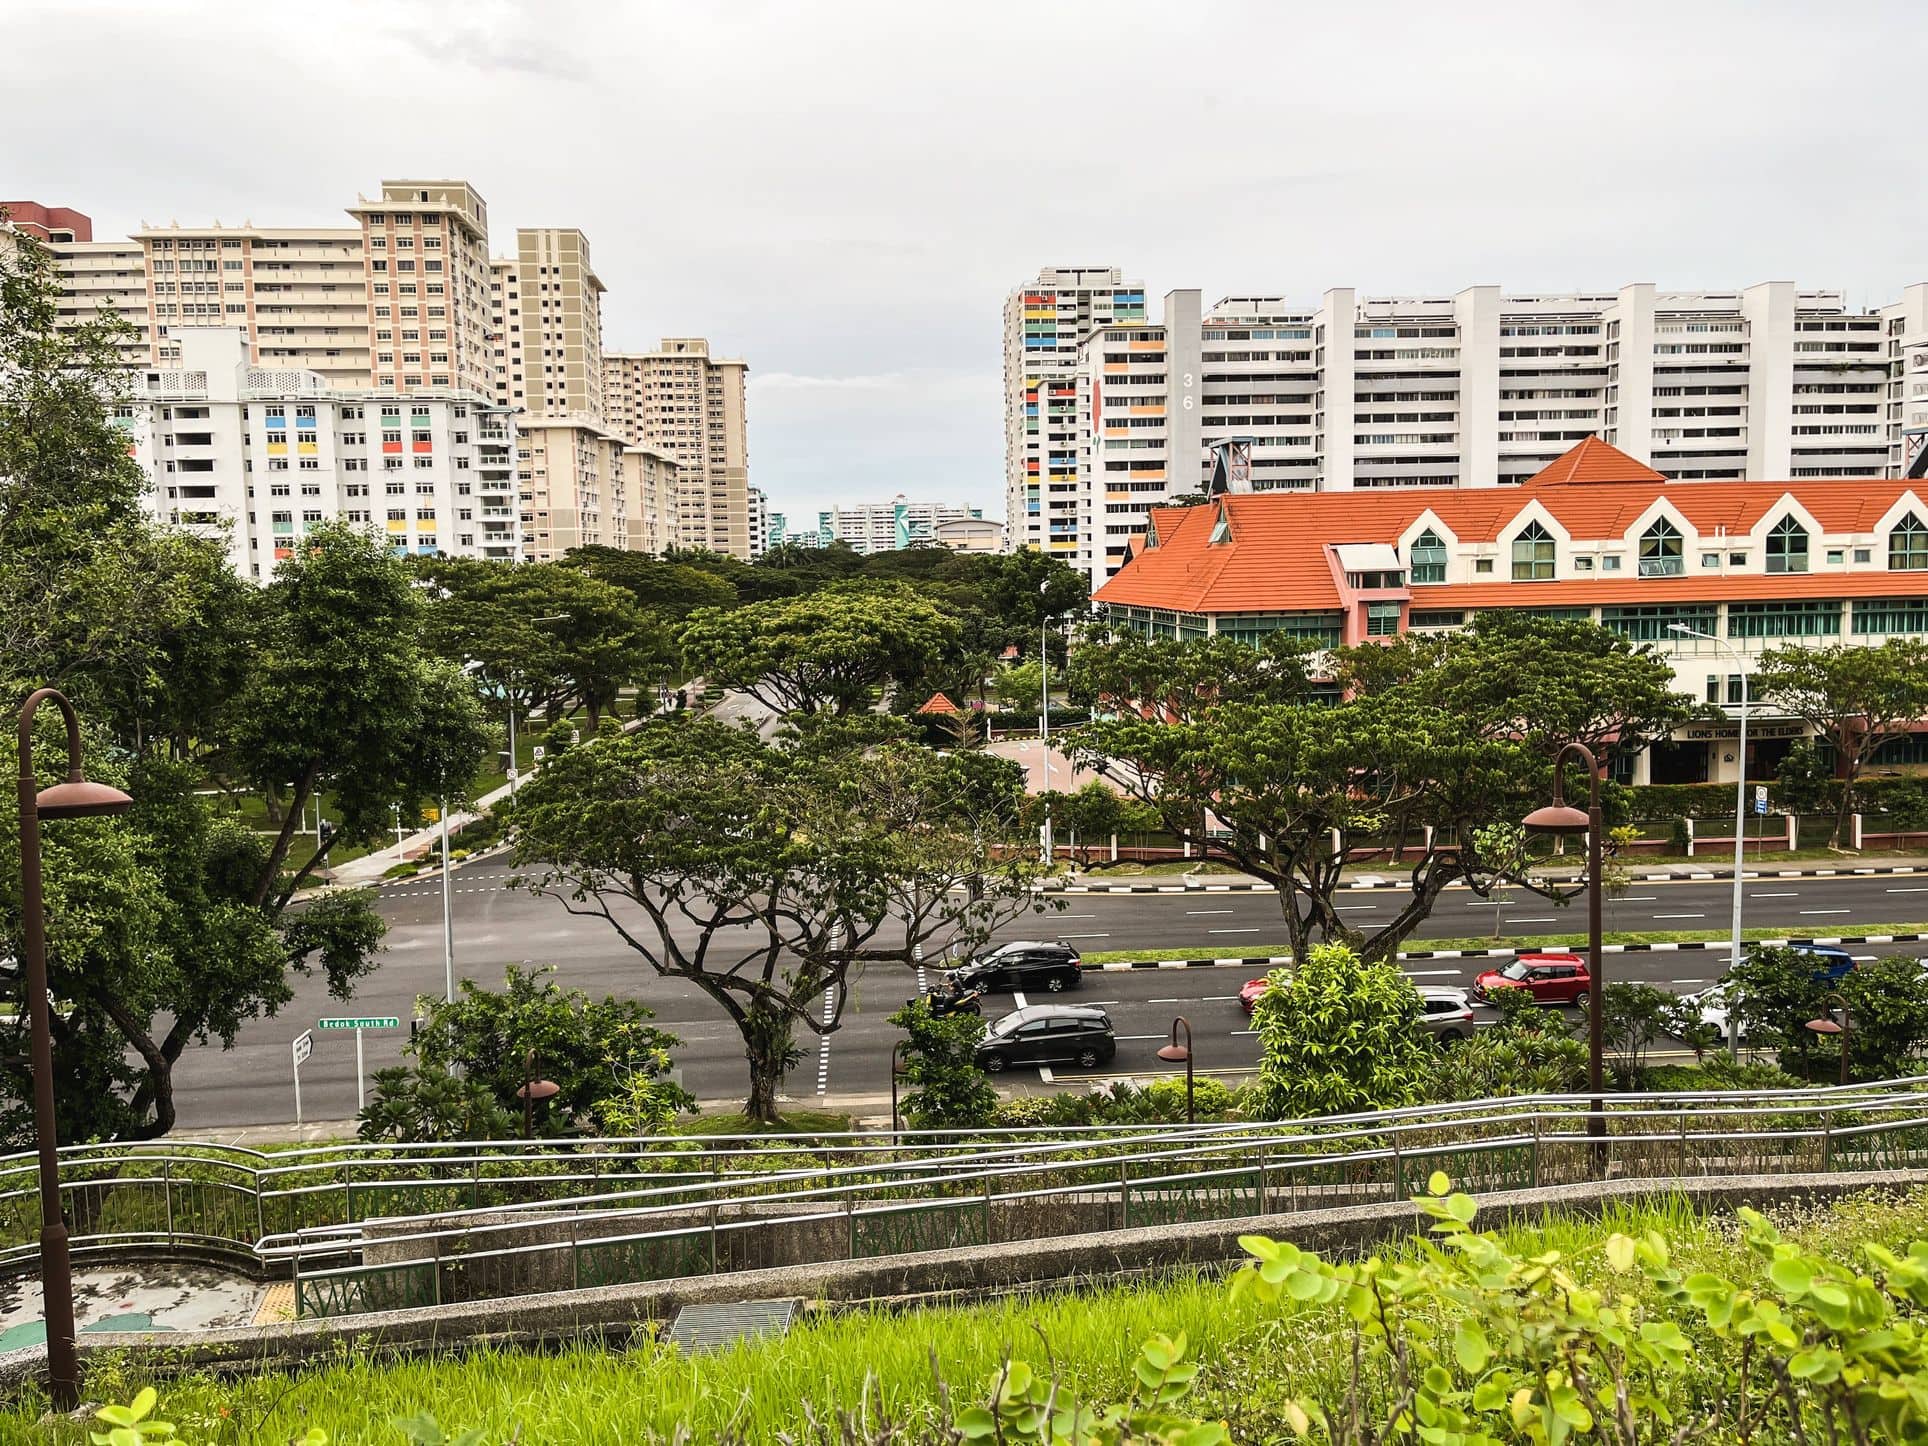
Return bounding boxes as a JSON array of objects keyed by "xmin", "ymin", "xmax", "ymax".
[
  {"xmin": 946, "ymin": 941, "xmax": 1083, "ymax": 995},
  {"xmin": 974, "ymin": 1005, "xmax": 1116, "ymax": 1073}
]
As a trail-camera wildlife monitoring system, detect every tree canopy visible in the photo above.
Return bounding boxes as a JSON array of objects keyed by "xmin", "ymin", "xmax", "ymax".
[{"xmin": 509, "ymin": 716, "xmax": 1047, "ymax": 1121}]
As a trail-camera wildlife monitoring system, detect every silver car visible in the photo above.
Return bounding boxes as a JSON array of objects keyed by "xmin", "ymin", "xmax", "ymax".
[{"xmin": 1420, "ymin": 986, "xmax": 1476, "ymax": 1043}]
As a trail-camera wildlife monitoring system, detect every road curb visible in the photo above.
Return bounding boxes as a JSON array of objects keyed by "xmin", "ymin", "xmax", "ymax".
[
  {"xmin": 1079, "ymin": 932, "xmax": 1928, "ymax": 973},
  {"xmin": 1049, "ymin": 862, "xmax": 1928, "ymax": 895}
]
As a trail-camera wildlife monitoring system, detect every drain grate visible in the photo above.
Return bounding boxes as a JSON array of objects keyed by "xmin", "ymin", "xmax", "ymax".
[{"xmin": 664, "ymin": 1297, "xmax": 804, "ymax": 1352}]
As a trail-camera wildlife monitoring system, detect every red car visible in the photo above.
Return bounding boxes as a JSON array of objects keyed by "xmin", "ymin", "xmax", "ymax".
[
  {"xmin": 1472, "ymin": 952, "xmax": 1590, "ymax": 1005},
  {"xmin": 1239, "ymin": 976, "xmax": 1272, "ymax": 1015}
]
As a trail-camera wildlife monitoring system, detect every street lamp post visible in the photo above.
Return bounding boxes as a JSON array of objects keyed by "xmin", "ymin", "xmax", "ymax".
[
  {"xmin": 889, "ymin": 1040, "xmax": 909, "ymax": 1144},
  {"xmin": 515, "ymin": 1049, "xmax": 560, "ymax": 1139},
  {"xmin": 17, "ymin": 688, "xmax": 135, "ymax": 1409},
  {"xmin": 1669, "ymin": 623, "xmax": 1751, "ymax": 1055},
  {"xmin": 1522, "ymin": 742, "xmax": 1606, "ymax": 1158},
  {"xmin": 1039, "ymin": 581, "xmax": 1053, "ymax": 869},
  {"xmin": 439, "ymin": 778, "xmax": 454, "ymax": 1005},
  {"xmin": 1156, "ymin": 1015, "xmax": 1196, "ymax": 1124},
  {"xmin": 1805, "ymin": 994, "xmax": 1854, "ymax": 1086}
]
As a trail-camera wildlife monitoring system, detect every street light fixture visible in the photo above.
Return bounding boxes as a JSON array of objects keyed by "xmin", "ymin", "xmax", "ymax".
[
  {"xmin": 1805, "ymin": 993, "xmax": 1854, "ymax": 1086},
  {"xmin": 1521, "ymin": 742, "xmax": 1606, "ymax": 1159},
  {"xmin": 17, "ymin": 688, "xmax": 135, "ymax": 1409},
  {"xmin": 1156, "ymin": 1015, "xmax": 1196, "ymax": 1124},
  {"xmin": 1668, "ymin": 622, "xmax": 1752, "ymax": 1055},
  {"xmin": 515, "ymin": 1048, "xmax": 561, "ymax": 1139}
]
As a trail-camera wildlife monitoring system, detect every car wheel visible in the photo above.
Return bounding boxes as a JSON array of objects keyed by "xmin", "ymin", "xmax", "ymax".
[
  {"xmin": 1075, "ymin": 1047, "xmax": 1101, "ymax": 1068},
  {"xmin": 1436, "ymin": 1028, "xmax": 1466, "ymax": 1044},
  {"xmin": 1043, "ymin": 974, "xmax": 1066, "ymax": 993},
  {"xmin": 980, "ymin": 1052, "xmax": 1007, "ymax": 1074}
]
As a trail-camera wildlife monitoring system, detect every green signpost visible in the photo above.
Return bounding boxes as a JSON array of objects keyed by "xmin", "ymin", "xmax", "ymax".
[{"xmin": 316, "ymin": 1016, "xmax": 401, "ymax": 1111}]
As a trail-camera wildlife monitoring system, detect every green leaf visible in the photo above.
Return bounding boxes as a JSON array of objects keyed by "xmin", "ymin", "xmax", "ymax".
[
  {"xmin": 1427, "ymin": 1170, "xmax": 1451, "ymax": 1196},
  {"xmin": 1454, "ymin": 1319, "xmax": 1491, "ymax": 1374}
]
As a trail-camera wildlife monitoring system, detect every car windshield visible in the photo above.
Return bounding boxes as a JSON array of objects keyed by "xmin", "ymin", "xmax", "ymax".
[
  {"xmin": 1498, "ymin": 961, "xmax": 1532, "ymax": 981},
  {"xmin": 989, "ymin": 1010, "xmax": 1025, "ymax": 1035}
]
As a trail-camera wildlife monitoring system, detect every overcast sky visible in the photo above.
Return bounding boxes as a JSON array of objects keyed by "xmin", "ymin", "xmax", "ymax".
[{"xmin": 9, "ymin": 0, "xmax": 1926, "ymax": 523}]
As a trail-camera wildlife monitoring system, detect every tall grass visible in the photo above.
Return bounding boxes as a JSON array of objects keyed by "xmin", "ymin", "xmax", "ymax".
[{"xmin": 8, "ymin": 1188, "xmax": 1926, "ymax": 1444}]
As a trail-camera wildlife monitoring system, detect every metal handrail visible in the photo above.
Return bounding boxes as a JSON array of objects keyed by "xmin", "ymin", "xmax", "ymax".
[{"xmin": 8, "ymin": 1079, "xmax": 1927, "ymax": 1320}]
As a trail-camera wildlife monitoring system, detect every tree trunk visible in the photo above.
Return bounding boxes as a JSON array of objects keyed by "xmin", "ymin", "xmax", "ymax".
[
  {"xmin": 1831, "ymin": 754, "xmax": 1858, "ymax": 849},
  {"xmin": 741, "ymin": 1000, "xmax": 794, "ymax": 1126}
]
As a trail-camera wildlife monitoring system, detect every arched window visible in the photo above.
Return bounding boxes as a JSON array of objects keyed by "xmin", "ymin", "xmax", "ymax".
[
  {"xmin": 1891, "ymin": 513, "xmax": 1928, "ymax": 571},
  {"xmin": 1511, "ymin": 521, "xmax": 1555, "ymax": 581},
  {"xmin": 1765, "ymin": 516, "xmax": 1809, "ymax": 574},
  {"xmin": 1639, "ymin": 517, "xmax": 1683, "ymax": 576},
  {"xmin": 1409, "ymin": 529, "xmax": 1447, "ymax": 584}
]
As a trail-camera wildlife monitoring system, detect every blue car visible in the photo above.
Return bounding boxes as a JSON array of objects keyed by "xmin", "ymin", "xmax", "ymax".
[{"xmin": 1794, "ymin": 944, "xmax": 1856, "ymax": 981}]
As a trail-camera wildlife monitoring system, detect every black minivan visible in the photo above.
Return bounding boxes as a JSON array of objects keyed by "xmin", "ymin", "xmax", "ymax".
[
  {"xmin": 974, "ymin": 1005, "xmax": 1116, "ymax": 1073},
  {"xmin": 946, "ymin": 940, "xmax": 1083, "ymax": 995}
]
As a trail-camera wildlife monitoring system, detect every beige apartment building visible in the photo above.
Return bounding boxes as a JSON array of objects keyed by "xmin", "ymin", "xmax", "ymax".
[
  {"xmin": 489, "ymin": 228, "xmax": 605, "ymax": 423},
  {"xmin": 133, "ymin": 223, "xmax": 370, "ymax": 388},
  {"xmin": 346, "ymin": 181, "xmax": 494, "ymax": 396},
  {"xmin": 0, "ymin": 203, "xmax": 154, "ymax": 367},
  {"xmin": 518, "ymin": 416, "xmax": 677, "ymax": 560},
  {"xmin": 603, "ymin": 338, "xmax": 751, "ymax": 558}
]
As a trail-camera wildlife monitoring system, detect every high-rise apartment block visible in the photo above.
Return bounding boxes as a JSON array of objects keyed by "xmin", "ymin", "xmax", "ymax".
[
  {"xmin": 820, "ymin": 495, "xmax": 985, "ymax": 555},
  {"xmin": 602, "ymin": 339, "xmax": 752, "ymax": 558},
  {"xmin": 489, "ymin": 228, "xmax": 605, "ymax": 423},
  {"xmin": 124, "ymin": 329, "xmax": 519, "ymax": 579},
  {"xmin": 345, "ymin": 180, "xmax": 494, "ymax": 396},
  {"xmin": 747, "ymin": 486, "xmax": 769, "ymax": 559},
  {"xmin": 7, "ymin": 185, "xmax": 761, "ymax": 566},
  {"xmin": 1002, "ymin": 267, "xmax": 1148, "ymax": 556},
  {"xmin": 1007, "ymin": 273, "xmax": 1928, "ymax": 587}
]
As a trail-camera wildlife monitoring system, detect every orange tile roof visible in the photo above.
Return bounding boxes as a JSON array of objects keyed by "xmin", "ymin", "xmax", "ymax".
[
  {"xmin": 1096, "ymin": 438, "xmax": 1928, "ymax": 616},
  {"xmin": 1524, "ymin": 436, "xmax": 1667, "ymax": 486}
]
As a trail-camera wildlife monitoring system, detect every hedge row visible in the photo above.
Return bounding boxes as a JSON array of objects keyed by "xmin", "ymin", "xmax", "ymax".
[{"xmin": 1622, "ymin": 775, "xmax": 1928, "ymax": 822}]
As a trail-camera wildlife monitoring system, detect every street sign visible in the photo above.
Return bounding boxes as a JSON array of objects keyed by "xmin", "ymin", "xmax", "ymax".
[
  {"xmin": 506, "ymin": 766, "xmax": 519, "ymax": 781},
  {"xmin": 1754, "ymin": 785, "xmax": 1769, "ymax": 815},
  {"xmin": 291, "ymin": 1029, "xmax": 313, "ymax": 1129},
  {"xmin": 532, "ymin": 746, "xmax": 546, "ymax": 761},
  {"xmin": 317, "ymin": 1016, "xmax": 399, "ymax": 1030}
]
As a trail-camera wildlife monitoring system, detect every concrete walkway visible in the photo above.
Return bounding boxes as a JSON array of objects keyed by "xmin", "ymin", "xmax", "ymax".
[{"xmin": 0, "ymin": 1266, "xmax": 261, "ymax": 1350}]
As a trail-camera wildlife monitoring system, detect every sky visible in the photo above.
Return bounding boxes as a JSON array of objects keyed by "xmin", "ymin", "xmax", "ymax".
[{"xmin": 7, "ymin": 0, "xmax": 1927, "ymax": 524}]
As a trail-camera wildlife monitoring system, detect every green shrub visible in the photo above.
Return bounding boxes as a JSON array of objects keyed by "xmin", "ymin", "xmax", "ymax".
[
  {"xmin": 1250, "ymin": 944, "xmax": 1436, "ymax": 1119},
  {"xmin": 887, "ymin": 998, "xmax": 995, "ymax": 1130}
]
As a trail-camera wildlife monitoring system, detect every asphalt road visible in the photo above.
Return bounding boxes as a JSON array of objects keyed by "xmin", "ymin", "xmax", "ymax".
[{"xmin": 164, "ymin": 857, "xmax": 1928, "ymax": 1130}]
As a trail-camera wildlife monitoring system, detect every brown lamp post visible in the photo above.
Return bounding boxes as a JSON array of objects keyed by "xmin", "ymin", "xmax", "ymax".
[
  {"xmin": 889, "ymin": 1040, "xmax": 909, "ymax": 1144},
  {"xmin": 1805, "ymin": 994, "xmax": 1853, "ymax": 1087},
  {"xmin": 1156, "ymin": 1015, "xmax": 1196, "ymax": 1124},
  {"xmin": 515, "ymin": 1048, "xmax": 560, "ymax": 1139},
  {"xmin": 1521, "ymin": 742, "xmax": 1606, "ymax": 1158},
  {"xmin": 17, "ymin": 688, "xmax": 135, "ymax": 1409}
]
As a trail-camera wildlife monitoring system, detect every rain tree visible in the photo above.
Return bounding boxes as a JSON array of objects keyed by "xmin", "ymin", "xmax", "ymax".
[{"xmin": 511, "ymin": 716, "xmax": 1047, "ymax": 1122}]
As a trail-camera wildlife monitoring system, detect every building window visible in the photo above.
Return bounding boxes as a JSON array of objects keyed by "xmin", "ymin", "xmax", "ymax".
[
  {"xmin": 1600, "ymin": 604, "xmax": 1716, "ymax": 642},
  {"xmin": 1706, "ymin": 674, "xmax": 1744, "ymax": 705},
  {"xmin": 1639, "ymin": 517, "xmax": 1684, "ymax": 576},
  {"xmin": 1365, "ymin": 602, "xmax": 1401, "ymax": 637},
  {"xmin": 1408, "ymin": 609, "xmax": 1465, "ymax": 629},
  {"xmin": 1890, "ymin": 514, "xmax": 1928, "ymax": 570},
  {"xmin": 1510, "ymin": 521, "xmax": 1555, "ymax": 581},
  {"xmin": 1851, "ymin": 598, "xmax": 1928, "ymax": 635},
  {"xmin": 1409, "ymin": 529, "xmax": 1446, "ymax": 584},
  {"xmin": 1601, "ymin": 555, "xmax": 1622, "ymax": 571},
  {"xmin": 1727, "ymin": 600, "xmax": 1841, "ymax": 638},
  {"xmin": 1765, "ymin": 516, "xmax": 1809, "ymax": 574}
]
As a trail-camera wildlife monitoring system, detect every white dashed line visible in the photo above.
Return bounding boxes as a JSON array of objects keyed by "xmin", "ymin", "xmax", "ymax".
[
  {"xmin": 1653, "ymin": 913, "xmax": 1705, "ymax": 920},
  {"xmin": 1184, "ymin": 909, "xmax": 1236, "ymax": 915},
  {"xmin": 1209, "ymin": 928, "xmax": 1262, "ymax": 934},
  {"xmin": 1059, "ymin": 933, "xmax": 1111, "ymax": 939},
  {"xmin": 1800, "ymin": 909, "xmax": 1851, "ymax": 916},
  {"xmin": 815, "ymin": 983, "xmax": 836, "ymax": 1095}
]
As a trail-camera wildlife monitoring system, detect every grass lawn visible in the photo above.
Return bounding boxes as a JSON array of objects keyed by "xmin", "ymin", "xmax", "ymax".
[
  {"xmin": 670, "ymin": 1108, "xmax": 853, "ymax": 1137},
  {"xmin": 1078, "ymin": 920, "xmax": 1928, "ymax": 965},
  {"xmin": 27, "ymin": 1186, "xmax": 1928, "ymax": 1443}
]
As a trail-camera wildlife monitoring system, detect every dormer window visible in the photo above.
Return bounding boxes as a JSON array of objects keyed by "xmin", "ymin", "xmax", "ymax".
[
  {"xmin": 1891, "ymin": 513, "xmax": 1928, "ymax": 571},
  {"xmin": 1409, "ymin": 529, "xmax": 1446, "ymax": 584},
  {"xmin": 1511, "ymin": 521, "xmax": 1555, "ymax": 581},
  {"xmin": 1765, "ymin": 516, "xmax": 1809, "ymax": 574},
  {"xmin": 1639, "ymin": 517, "xmax": 1684, "ymax": 577},
  {"xmin": 1208, "ymin": 506, "xmax": 1232, "ymax": 546}
]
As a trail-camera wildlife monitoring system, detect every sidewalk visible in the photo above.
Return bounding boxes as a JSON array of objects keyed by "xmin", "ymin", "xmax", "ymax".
[{"xmin": 1049, "ymin": 855, "xmax": 1928, "ymax": 893}]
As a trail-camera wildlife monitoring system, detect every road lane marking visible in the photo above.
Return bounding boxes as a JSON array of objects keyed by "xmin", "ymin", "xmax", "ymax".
[
  {"xmin": 1117, "ymin": 1033, "xmax": 1171, "ymax": 1041},
  {"xmin": 1337, "ymin": 905, "xmax": 1381, "ymax": 912},
  {"xmin": 1509, "ymin": 917, "xmax": 1556, "ymax": 924},
  {"xmin": 1057, "ymin": 913, "xmax": 1098, "ymax": 918},
  {"xmin": 1653, "ymin": 913, "xmax": 1705, "ymax": 919},
  {"xmin": 815, "ymin": 984, "xmax": 835, "ymax": 1095},
  {"xmin": 1618, "ymin": 896, "xmax": 1658, "ymax": 902},
  {"xmin": 1671, "ymin": 978, "xmax": 1707, "ymax": 984},
  {"xmin": 1038, "ymin": 1067, "xmax": 1054, "ymax": 1083},
  {"xmin": 1800, "ymin": 909, "xmax": 1851, "ymax": 916},
  {"xmin": 1059, "ymin": 933, "xmax": 1111, "ymax": 939},
  {"xmin": 1749, "ymin": 892, "xmax": 1799, "ymax": 898},
  {"xmin": 1402, "ymin": 968, "xmax": 1464, "ymax": 978},
  {"xmin": 1888, "ymin": 887, "xmax": 1928, "ymax": 893},
  {"xmin": 1184, "ymin": 909, "xmax": 1235, "ymax": 915},
  {"xmin": 1209, "ymin": 928, "xmax": 1262, "ymax": 934}
]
